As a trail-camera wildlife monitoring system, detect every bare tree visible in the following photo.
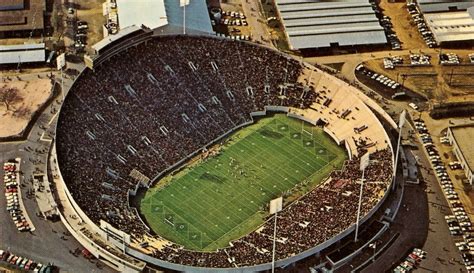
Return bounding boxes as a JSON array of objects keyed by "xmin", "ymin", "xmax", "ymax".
[
  {"xmin": 12, "ymin": 105, "xmax": 32, "ymax": 119},
  {"xmin": 0, "ymin": 86, "xmax": 23, "ymax": 111}
]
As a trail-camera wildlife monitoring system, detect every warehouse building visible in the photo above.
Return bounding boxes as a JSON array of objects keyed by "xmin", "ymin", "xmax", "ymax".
[
  {"xmin": 274, "ymin": 0, "xmax": 387, "ymax": 50},
  {"xmin": 0, "ymin": 0, "xmax": 45, "ymax": 38},
  {"xmin": 424, "ymin": 6, "xmax": 474, "ymax": 45},
  {"xmin": 447, "ymin": 125, "xmax": 474, "ymax": 185},
  {"xmin": 0, "ymin": 43, "xmax": 45, "ymax": 65},
  {"xmin": 417, "ymin": 0, "xmax": 474, "ymax": 13}
]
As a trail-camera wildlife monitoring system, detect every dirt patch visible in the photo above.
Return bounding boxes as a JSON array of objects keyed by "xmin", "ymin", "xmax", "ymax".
[
  {"xmin": 363, "ymin": 51, "xmax": 474, "ymax": 103},
  {"xmin": 0, "ymin": 78, "xmax": 53, "ymax": 138},
  {"xmin": 75, "ymin": 0, "xmax": 105, "ymax": 48},
  {"xmin": 378, "ymin": 0, "xmax": 428, "ymax": 50}
]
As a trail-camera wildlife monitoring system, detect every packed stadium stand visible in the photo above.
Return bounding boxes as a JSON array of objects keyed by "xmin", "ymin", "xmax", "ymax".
[{"xmin": 55, "ymin": 35, "xmax": 394, "ymax": 271}]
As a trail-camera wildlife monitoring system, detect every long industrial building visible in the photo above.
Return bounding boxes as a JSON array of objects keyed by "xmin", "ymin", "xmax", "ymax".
[
  {"xmin": 424, "ymin": 6, "xmax": 474, "ymax": 45},
  {"xmin": 274, "ymin": 0, "xmax": 387, "ymax": 50},
  {"xmin": 0, "ymin": 43, "xmax": 45, "ymax": 65},
  {"xmin": 0, "ymin": 0, "xmax": 45, "ymax": 38},
  {"xmin": 417, "ymin": 0, "xmax": 474, "ymax": 13}
]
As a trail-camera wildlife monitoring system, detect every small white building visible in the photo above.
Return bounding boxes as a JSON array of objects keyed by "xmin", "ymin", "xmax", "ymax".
[{"xmin": 447, "ymin": 125, "xmax": 474, "ymax": 184}]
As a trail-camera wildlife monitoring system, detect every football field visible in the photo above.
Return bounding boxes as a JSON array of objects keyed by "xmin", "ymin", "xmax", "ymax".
[{"xmin": 140, "ymin": 114, "xmax": 346, "ymax": 251}]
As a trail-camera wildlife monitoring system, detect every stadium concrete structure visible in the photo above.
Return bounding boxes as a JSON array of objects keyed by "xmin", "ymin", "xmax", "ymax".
[{"xmin": 51, "ymin": 33, "xmax": 396, "ymax": 272}]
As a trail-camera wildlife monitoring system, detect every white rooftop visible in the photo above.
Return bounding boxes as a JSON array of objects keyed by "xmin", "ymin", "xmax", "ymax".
[
  {"xmin": 0, "ymin": 43, "xmax": 45, "ymax": 64},
  {"xmin": 92, "ymin": 25, "xmax": 141, "ymax": 53},
  {"xmin": 115, "ymin": 0, "xmax": 212, "ymax": 34},
  {"xmin": 275, "ymin": 0, "xmax": 387, "ymax": 49},
  {"xmin": 425, "ymin": 7, "xmax": 474, "ymax": 44},
  {"xmin": 417, "ymin": 0, "xmax": 474, "ymax": 13},
  {"xmin": 116, "ymin": 0, "xmax": 168, "ymax": 30}
]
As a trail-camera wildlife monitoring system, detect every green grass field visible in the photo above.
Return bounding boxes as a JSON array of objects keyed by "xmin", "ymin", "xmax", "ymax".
[{"xmin": 140, "ymin": 114, "xmax": 346, "ymax": 251}]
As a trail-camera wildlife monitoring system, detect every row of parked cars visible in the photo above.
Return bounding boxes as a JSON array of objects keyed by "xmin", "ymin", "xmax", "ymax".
[
  {"xmin": 219, "ymin": 18, "xmax": 248, "ymax": 26},
  {"xmin": 409, "ymin": 54, "xmax": 431, "ymax": 66},
  {"xmin": 449, "ymin": 161, "xmax": 463, "ymax": 170},
  {"xmin": 379, "ymin": 15, "xmax": 401, "ymax": 50},
  {"xmin": 407, "ymin": 2, "xmax": 436, "ymax": 48},
  {"xmin": 74, "ymin": 21, "xmax": 88, "ymax": 52},
  {"xmin": 215, "ymin": 33, "xmax": 251, "ymax": 41},
  {"xmin": 446, "ymin": 208, "xmax": 472, "ymax": 236},
  {"xmin": 0, "ymin": 249, "xmax": 54, "ymax": 272},
  {"xmin": 3, "ymin": 162, "xmax": 31, "ymax": 232},
  {"xmin": 414, "ymin": 120, "xmax": 458, "ymax": 197},
  {"xmin": 439, "ymin": 53, "xmax": 460, "ymax": 65},
  {"xmin": 448, "ymin": 211, "xmax": 474, "ymax": 271},
  {"xmin": 415, "ymin": 120, "xmax": 474, "ymax": 271},
  {"xmin": 383, "ymin": 56, "xmax": 403, "ymax": 69},
  {"xmin": 218, "ymin": 10, "xmax": 247, "ymax": 26},
  {"xmin": 356, "ymin": 64, "xmax": 401, "ymax": 90},
  {"xmin": 393, "ymin": 248, "xmax": 427, "ymax": 272}
]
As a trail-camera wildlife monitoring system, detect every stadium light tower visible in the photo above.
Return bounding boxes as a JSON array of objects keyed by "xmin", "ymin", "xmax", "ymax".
[
  {"xmin": 180, "ymin": 0, "xmax": 189, "ymax": 35},
  {"xmin": 355, "ymin": 152, "xmax": 370, "ymax": 242},
  {"xmin": 270, "ymin": 197, "xmax": 283, "ymax": 273},
  {"xmin": 56, "ymin": 53, "xmax": 66, "ymax": 101},
  {"xmin": 392, "ymin": 110, "xmax": 406, "ymax": 191}
]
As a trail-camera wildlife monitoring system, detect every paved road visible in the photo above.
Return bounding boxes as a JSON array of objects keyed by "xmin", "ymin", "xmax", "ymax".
[
  {"xmin": 0, "ymin": 71, "xmax": 114, "ymax": 273},
  {"xmin": 360, "ymin": 133, "xmax": 463, "ymax": 272},
  {"xmin": 308, "ymin": 51, "xmax": 467, "ymax": 272}
]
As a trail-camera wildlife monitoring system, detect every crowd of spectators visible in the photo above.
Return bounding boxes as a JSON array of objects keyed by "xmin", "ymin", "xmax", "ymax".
[
  {"xmin": 151, "ymin": 148, "xmax": 392, "ymax": 267},
  {"xmin": 57, "ymin": 36, "xmax": 313, "ymax": 236},
  {"xmin": 56, "ymin": 35, "xmax": 392, "ymax": 268}
]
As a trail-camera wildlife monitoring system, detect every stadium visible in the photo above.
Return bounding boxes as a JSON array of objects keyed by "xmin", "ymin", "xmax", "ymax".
[{"xmin": 52, "ymin": 33, "xmax": 395, "ymax": 272}]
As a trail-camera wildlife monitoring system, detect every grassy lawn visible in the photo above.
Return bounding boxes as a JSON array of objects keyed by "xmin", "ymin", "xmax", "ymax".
[{"xmin": 140, "ymin": 114, "xmax": 346, "ymax": 251}]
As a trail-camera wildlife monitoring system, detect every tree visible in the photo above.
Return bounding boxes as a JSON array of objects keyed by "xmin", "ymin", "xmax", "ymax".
[
  {"xmin": 12, "ymin": 105, "xmax": 31, "ymax": 119},
  {"xmin": 0, "ymin": 86, "xmax": 23, "ymax": 111}
]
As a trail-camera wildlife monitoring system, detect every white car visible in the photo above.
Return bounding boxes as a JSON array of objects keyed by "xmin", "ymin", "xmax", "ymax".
[{"xmin": 448, "ymin": 194, "xmax": 459, "ymax": 200}]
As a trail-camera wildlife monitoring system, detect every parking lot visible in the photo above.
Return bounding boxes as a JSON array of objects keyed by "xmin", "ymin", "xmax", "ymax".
[
  {"xmin": 2, "ymin": 161, "xmax": 34, "ymax": 233},
  {"xmin": 410, "ymin": 115, "xmax": 474, "ymax": 271},
  {"xmin": 363, "ymin": 52, "xmax": 474, "ymax": 102},
  {"xmin": 0, "ymin": 73, "xmax": 116, "ymax": 273}
]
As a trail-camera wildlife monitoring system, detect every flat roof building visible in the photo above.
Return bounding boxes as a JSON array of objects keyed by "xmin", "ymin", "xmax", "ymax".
[
  {"xmin": 424, "ymin": 7, "xmax": 474, "ymax": 44},
  {"xmin": 274, "ymin": 0, "xmax": 387, "ymax": 50},
  {"xmin": 116, "ymin": 0, "xmax": 212, "ymax": 35},
  {"xmin": 0, "ymin": 0, "xmax": 25, "ymax": 11},
  {"xmin": 447, "ymin": 124, "xmax": 474, "ymax": 184},
  {"xmin": 0, "ymin": 43, "xmax": 45, "ymax": 65},
  {"xmin": 417, "ymin": 0, "xmax": 474, "ymax": 13},
  {"xmin": 0, "ymin": 0, "xmax": 45, "ymax": 37}
]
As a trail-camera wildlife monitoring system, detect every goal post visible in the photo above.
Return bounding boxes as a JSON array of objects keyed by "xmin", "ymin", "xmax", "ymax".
[
  {"xmin": 301, "ymin": 120, "xmax": 314, "ymax": 137},
  {"xmin": 164, "ymin": 217, "xmax": 175, "ymax": 227}
]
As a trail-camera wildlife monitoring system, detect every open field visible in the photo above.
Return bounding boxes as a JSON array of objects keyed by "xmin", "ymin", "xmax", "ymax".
[
  {"xmin": 378, "ymin": 0, "xmax": 428, "ymax": 50},
  {"xmin": 140, "ymin": 114, "xmax": 346, "ymax": 251},
  {"xmin": 75, "ymin": 0, "xmax": 105, "ymax": 49},
  {"xmin": 363, "ymin": 53, "xmax": 474, "ymax": 102},
  {"xmin": 0, "ymin": 78, "xmax": 53, "ymax": 138}
]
